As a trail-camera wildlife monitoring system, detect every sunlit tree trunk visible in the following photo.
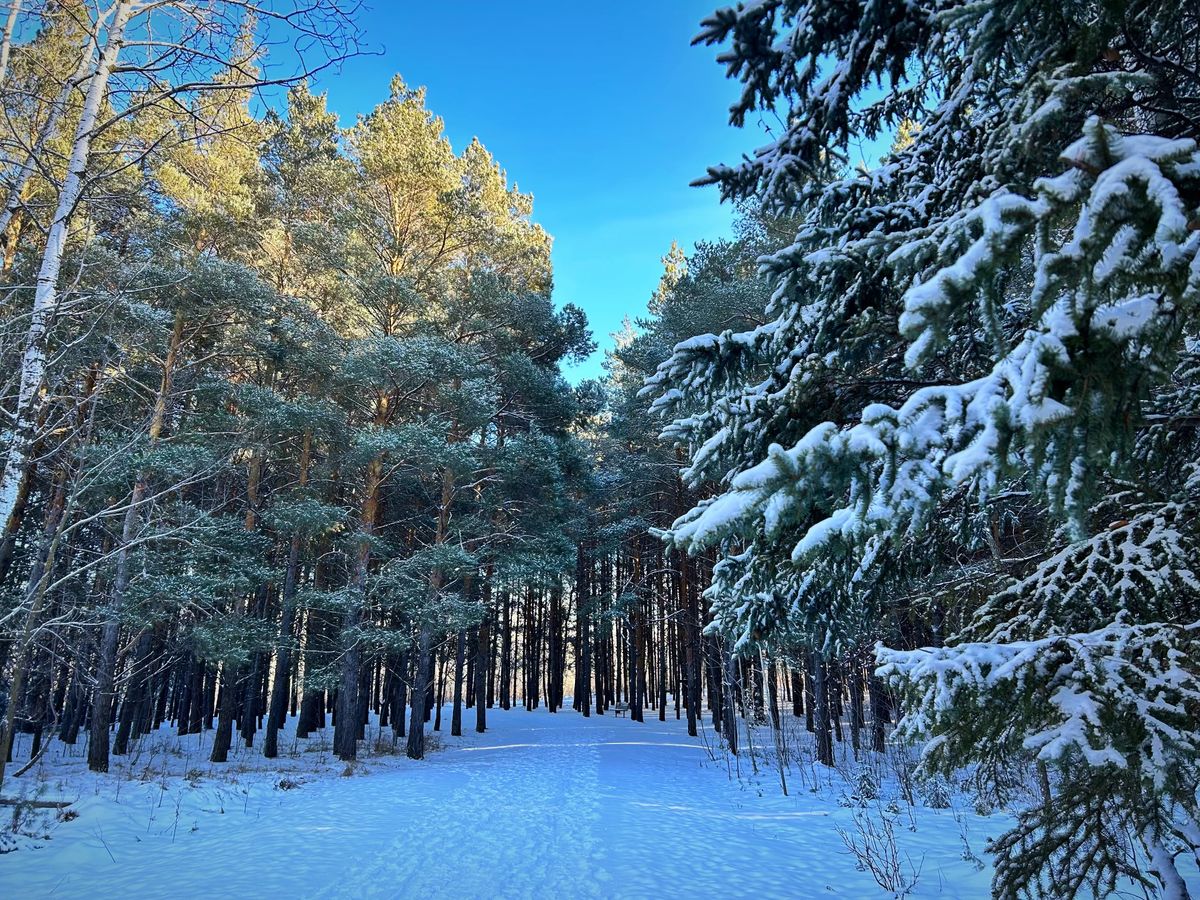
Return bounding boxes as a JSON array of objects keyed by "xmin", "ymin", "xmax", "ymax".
[
  {"xmin": 0, "ymin": 0, "xmax": 134, "ymax": 542},
  {"xmin": 91, "ymin": 306, "xmax": 183, "ymax": 773},
  {"xmin": 408, "ymin": 460, "xmax": 454, "ymax": 759},
  {"xmin": 0, "ymin": 11, "xmax": 97, "ymax": 245},
  {"xmin": 0, "ymin": 0, "xmax": 23, "ymax": 88}
]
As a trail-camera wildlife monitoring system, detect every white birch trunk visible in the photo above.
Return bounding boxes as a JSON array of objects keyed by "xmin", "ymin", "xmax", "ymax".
[
  {"xmin": 0, "ymin": 1, "xmax": 23, "ymax": 89},
  {"xmin": 0, "ymin": 0, "xmax": 135, "ymax": 538},
  {"xmin": 0, "ymin": 16, "xmax": 100, "ymax": 240}
]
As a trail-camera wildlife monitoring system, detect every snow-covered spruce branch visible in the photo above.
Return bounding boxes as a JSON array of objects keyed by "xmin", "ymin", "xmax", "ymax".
[
  {"xmin": 878, "ymin": 616, "xmax": 1200, "ymax": 897},
  {"xmin": 877, "ymin": 618, "xmax": 1200, "ymax": 777},
  {"xmin": 661, "ymin": 118, "xmax": 1200, "ymax": 561}
]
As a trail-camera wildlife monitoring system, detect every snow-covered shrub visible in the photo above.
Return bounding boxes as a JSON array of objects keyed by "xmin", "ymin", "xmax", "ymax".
[
  {"xmin": 917, "ymin": 775, "xmax": 951, "ymax": 810},
  {"xmin": 856, "ymin": 766, "xmax": 880, "ymax": 802}
]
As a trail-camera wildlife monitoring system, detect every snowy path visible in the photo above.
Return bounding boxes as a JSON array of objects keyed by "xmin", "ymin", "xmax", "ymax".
[{"xmin": 3, "ymin": 707, "xmax": 1014, "ymax": 898}]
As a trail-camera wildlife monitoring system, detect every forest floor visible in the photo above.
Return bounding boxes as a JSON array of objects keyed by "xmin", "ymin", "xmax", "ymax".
[{"xmin": 0, "ymin": 704, "xmax": 1167, "ymax": 899}]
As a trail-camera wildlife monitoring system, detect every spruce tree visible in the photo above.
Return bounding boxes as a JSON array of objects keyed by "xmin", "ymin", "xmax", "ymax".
[{"xmin": 646, "ymin": 2, "xmax": 1200, "ymax": 893}]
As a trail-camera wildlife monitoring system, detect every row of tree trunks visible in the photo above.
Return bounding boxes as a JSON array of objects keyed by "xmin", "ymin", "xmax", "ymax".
[{"xmin": 1, "ymin": 512, "xmax": 895, "ymax": 775}]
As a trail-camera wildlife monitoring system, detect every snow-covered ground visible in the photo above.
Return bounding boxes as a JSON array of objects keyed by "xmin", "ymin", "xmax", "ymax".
[{"xmin": 0, "ymin": 705, "xmax": 1156, "ymax": 898}]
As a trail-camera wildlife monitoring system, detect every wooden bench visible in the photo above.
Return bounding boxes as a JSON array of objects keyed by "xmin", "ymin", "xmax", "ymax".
[{"xmin": 613, "ymin": 703, "xmax": 630, "ymax": 718}]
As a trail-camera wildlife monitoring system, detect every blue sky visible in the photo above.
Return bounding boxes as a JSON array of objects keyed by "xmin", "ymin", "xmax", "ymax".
[{"xmin": 311, "ymin": 2, "xmax": 767, "ymax": 382}]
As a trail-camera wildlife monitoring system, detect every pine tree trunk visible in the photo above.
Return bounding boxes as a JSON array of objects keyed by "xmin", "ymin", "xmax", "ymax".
[
  {"xmin": 577, "ymin": 548, "xmax": 591, "ymax": 717},
  {"xmin": 593, "ymin": 617, "xmax": 606, "ymax": 715},
  {"xmin": 406, "ymin": 422, "xmax": 457, "ymax": 757},
  {"xmin": 474, "ymin": 616, "xmax": 488, "ymax": 733},
  {"xmin": 0, "ymin": 466, "xmax": 70, "ymax": 787},
  {"xmin": 451, "ymin": 630, "xmax": 465, "ymax": 736},
  {"xmin": 113, "ymin": 630, "xmax": 153, "ymax": 756},
  {"xmin": 214, "ymin": 444, "xmax": 267, "ymax": 761},
  {"xmin": 499, "ymin": 590, "xmax": 511, "ymax": 710},
  {"xmin": 335, "ymin": 438, "xmax": 384, "ymax": 761},
  {"xmin": 683, "ymin": 561, "xmax": 700, "ymax": 737},
  {"xmin": 177, "ymin": 654, "xmax": 195, "ymax": 737},
  {"xmin": 264, "ymin": 483, "xmax": 307, "ymax": 759},
  {"xmin": 547, "ymin": 585, "xmax": 561, "ymax": 712},
  {"xmin": 209, "ymin": 663, "xmax": 238, "ymax": 763},
  {"xmin": 867, "ymin": 673, "xmax": 887, "ymax": 752},
  {"xmin": 721, "ymin": 644, "xmax": 739, "ymax": 754},
  {"xmin": 812, "ymin": 651, "xmax": 833, "ymax": 767},
  {"xmin": 804, "ymin": 658, "xmax": 815, "ymax": 733},
  {"xmin": 657, "ymin": 619, "xmax": 667, "ymax": 722},
  {"xmin": 91, "ymin": 307, "xmax": 183, "ymax": 772},
  {"xmin": 189, "ymin": 661, "xmax": 206, "ymax": 736},
  {"xmin": 849, "ymin": 663, "xmax": 863, "ymax": 758},
  {"xmin": 766, "ymin": 657, "xmax": 781, "ymax": 733},
  {"xmin": 392, "ymin": 650, "xmax": 408, "ymax": 739},
  {"xmin": 790, "ymin": 669, "xmax": 803, "ymax": 719},
  {"xmin": 406, "ymin": 626, "xmax": 432, "ymax": 759}
]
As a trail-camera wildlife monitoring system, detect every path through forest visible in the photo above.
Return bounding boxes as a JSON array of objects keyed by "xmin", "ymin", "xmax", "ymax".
[{"xmin": 2, "ymin": 708, "xmax": 1001, "ymax": 898}]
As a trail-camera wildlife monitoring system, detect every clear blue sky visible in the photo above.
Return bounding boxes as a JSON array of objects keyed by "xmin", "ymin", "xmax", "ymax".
[{"xmin": 311, "ymin": 2, "xmax": 766, "ymax": 382}]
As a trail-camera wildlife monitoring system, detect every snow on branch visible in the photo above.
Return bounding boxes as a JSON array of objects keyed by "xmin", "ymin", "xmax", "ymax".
[
  {"xmin": 664, "ymin": 118, "xmax": 1200, "ymax": 556},
  {"xmin": 877, "ymin": 618, "xmax": 1200, "ymax": 786}
]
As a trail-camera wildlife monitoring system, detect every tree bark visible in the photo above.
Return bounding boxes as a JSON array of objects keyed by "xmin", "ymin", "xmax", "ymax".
[
  {"xmin": 0, "ymin": 0, "xmax": 23, "ymax": 89},
  {"xmin": 265, "ymin": 430, "xmax": 313, "ymax": 758},
  {"xmin": 92, "ymin": 306, "xmax": 183, "ymax": 772},
  {"xmin": 450, "ymin": 629, "xmax": 465, "ymax": 736},
  {"xmin": 0, "ymin": 0, "xmax": 135, "ymax": 537},
  {"xmin": 407, "ymin": 444, "xmax": 456, "ymax": 759},
  {"xmin": 812, "ymin": 651, "xmax": 834, "ymax": 767},
  {"xmin": 335, "ymin": 402, "xmax": 386, "ymax": 761},
  {"xmin": 212, "ymin": 442, "xmax": 266, "ymax": 763}
]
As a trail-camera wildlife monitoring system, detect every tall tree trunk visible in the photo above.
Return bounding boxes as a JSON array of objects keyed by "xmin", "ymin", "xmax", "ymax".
[
  {"xmin": 812, "ymin": 651, "xmax": 834, "ymax": 767},
  {"xmin": 406, "ymin": 626, "xmax": 432, "ymax": 758},
  {"xmin": 0, "ymin": 361, "xmax": 98, "ymax": 785},
  {"xmin": 576, "ymin": 545, "xmax": 591, "ymax": 717},
  {"xmin": 790, "ymin": 668, "xmax": 804, "ymax": 719},
  {"xmin": 113, "ymin": 630, "xmax": 154, "ymax": 756},
  {"xmin": 335, "ymin": 398, "xmax": 386, "ymax": 761},
  {"xmin": 407, "ymin": 457, "xmax": 455, "ymax": 759},
  {"xmin": 92, "ymin": 307, "xmax": 183, "ymax": 773},
  {"xmin": 547, "ymin": 585, "xmax": 560, "ymax": 712},
  {"xmin": 264, "ymin": 430, "xmax": 312, "ymax": 758},
  {"xmin": 212, "ymin": 443, "xmax": 266, "ymax": 763},
  {"xmin": 450, "ymin": 629, "xmax": 465, "ymax": 737},
  {"xmin": 0, "ymin": 0, "xmax": 135, "ymax": 536},
  {"xmin": 721, "ymin": 643, "xmax": 739, "ymax": 755},
  {"xmin": 868, "ymin": 672, "xmax": 888, "ymax": 752},
  {"xmin": 0, "ymin": 465, "xmax": 69, "ymax": 787},
  {"xmin": 0, "ymin": 0, "xmax": 23, "ymax": 89},
  {"xmin": 499, "ymin": 591, "xmax": 511, "ymax": 710},
  {"xmin": 474, "ymin": 573, "xmax": 490, "ymax": 733},
  {"xmin": 474, "ymin": 619, "xmax": 489, "ymax": 732},
  {"xmin": 392, "ymin": 649, "xmax": 407, "ymax": 739},
  {"xmin": 209, "ymin": 662, "xmax": 238, "ymax": 764}
]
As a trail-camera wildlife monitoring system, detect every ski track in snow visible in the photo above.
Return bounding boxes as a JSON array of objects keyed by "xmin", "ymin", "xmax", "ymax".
[{"xmin": 4, "ymin": 706, "xmax": 1188, "ymax": 899}]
